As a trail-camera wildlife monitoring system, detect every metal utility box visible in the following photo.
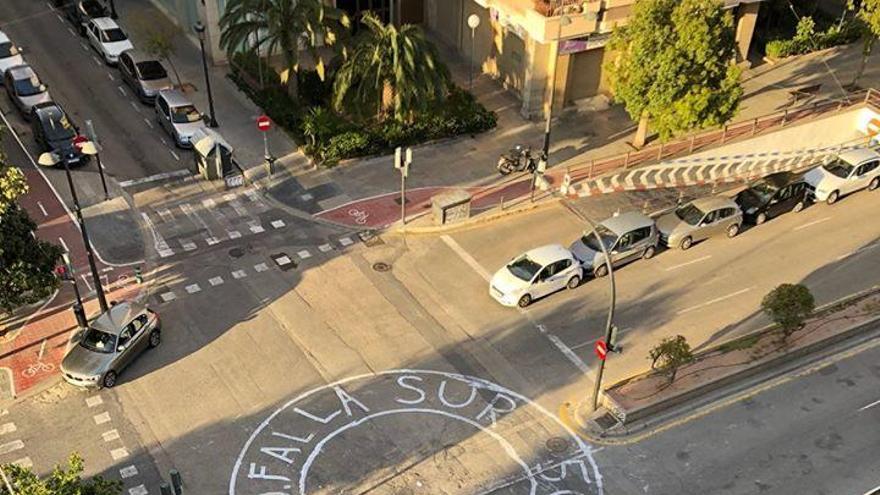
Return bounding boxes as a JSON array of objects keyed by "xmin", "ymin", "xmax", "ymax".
[
  {"xmin": 192, "ymin": 127, "xmax": 243, "ymax": 188},
  {"xmin": 432, "ymin": 189, "xmax": 472, "ymax": 225}
]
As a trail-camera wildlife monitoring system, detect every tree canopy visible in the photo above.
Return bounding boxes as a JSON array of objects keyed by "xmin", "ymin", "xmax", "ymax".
[
  {"xmin": 605, "ymin": 0, "xmax": 743, "ymax": 141},
  {"xmin": 0, "ymin": 453, "xmax": 121, "ymax": 494}
]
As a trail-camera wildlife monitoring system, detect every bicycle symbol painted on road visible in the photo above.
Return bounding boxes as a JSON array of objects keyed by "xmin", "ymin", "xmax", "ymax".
[
  {"xmin": 22, "ymin": 361, "xmax": 55, "ymax": 378},
  {"xmin": 348, "ymin": 208, "xmax": 370, "ymax": 225}
]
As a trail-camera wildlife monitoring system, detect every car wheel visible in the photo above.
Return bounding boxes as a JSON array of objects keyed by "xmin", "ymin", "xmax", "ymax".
[
  {"xmin": 643, "ymin": 245, "xmax": 656, "ymax": 260},
  {"xmin": 517, "ymin": 294, "xmax": 532, "ymax": 308},
  {"xmin": 567, "ymin": 275, "xmax": 581, "ymax": 290},
  {"xmin": 148, "ymin": 329, "xmax": 161, "ymax": 348},
  {"xmin": 102, "ymin": 370, "xmax": 117, "ymax": 388},
  {"xmin": 679, "ymin": 236, "xmax": 693, "ymax": 250},
  {"xmin": 826, "ymin": 190, "xmax": 840, "ymax": 205},
  {"xmin": 869, "ymin": 177, "xmax": 880, "ymax": 191},
  {"xmin": 755, "ymin": 212, "xmax": 767, "ymax": 225},
  {"xmin": 792, "ymin": 201, "xmax": 805, "ymax": 213},
  {"xmin": 593, "ymin": 264, "xmax": 609, "ymax": 278},
  {"xmin": 727, "ymin": 223, "xmax": 741, "ymax": 238}
]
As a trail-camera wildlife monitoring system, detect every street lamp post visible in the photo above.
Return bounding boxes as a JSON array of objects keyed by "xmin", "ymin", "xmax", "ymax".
[
  {"xmin": 559, "ymin": 200, "xmax": 617, "ymax": 411},
  {"xmin": 79, "ymin": 140, "xmax": 109, "ymax": 201},
  {"xmin": 38, "ymin": 152, "xmax": 109, "ymax": 313},
  {"xmin": 193, "ymin": 21, "xmax": 218, "ymax": 128},
  {"xmin": 467, "ymin": 14, "xmax": 480, "ymax": 91}
]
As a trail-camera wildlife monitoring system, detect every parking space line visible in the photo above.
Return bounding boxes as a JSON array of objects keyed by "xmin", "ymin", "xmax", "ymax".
[
  {"xmin": 441, "ymin": 235, "xmax": 491, "ymax": 282},
  {"xmin": 92, "ymin": 56, "xmax": 102, "ymax": 67},
  {"xmin": 107, "ymin": 73, "xmax": 115, "ymax": 81},
  {"xmin": 56, "ymin": 13, "xmax": 64, "ymax": 22},
  {"xmin": 80, "ymin": 43, "xmax": 88, "ymax": 52},
  {"xmin": 143, "ymin": 118, "xmax": 154, "ymax": 129},
  {"xmin": 117, "ymin": 86, "xmax": 127, "ymax": 96},
  {"xmin": 169, "ymin": 149, "xmax": 180, "ymax": 161},
  {"xmin": 677, "ymin": 287, "xmax": 754, "ymax": 315},
  {"xmin": 793, "ymin": 216, "xmax": 830, "ymax": 231},
  {"xmin": 664, "ymin": 255, "xmax": 712, "ymax": 271},
  {"xmin": 36, "ymin": 201, "xmax": 48, "ymax": 216},
  {"xmin": 57, "ymin": 237, "xmax": 69, "ymax": 253},
  {"xmin": 67, "ymin": 27, "xmax": 76, "ymax": 37},
  {"xmin": 129, "ymin": 101, "xmax": 140, "ymax": 112},
  {"xmin": 858, "ymin": 398, "xmax": 880, "ymax": 412},
  {"xmin": 538, "ymin": 325, "xmax": 590, "ymax": 374}
]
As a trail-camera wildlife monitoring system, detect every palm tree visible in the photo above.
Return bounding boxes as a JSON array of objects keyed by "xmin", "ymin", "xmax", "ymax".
[
  {"xmin": 219, "ymin": 0, "xmax": 350, "ymax": 96},
  {"xmin": 333, "ymin": 12, "xmax": 450, "ymax": 121}
]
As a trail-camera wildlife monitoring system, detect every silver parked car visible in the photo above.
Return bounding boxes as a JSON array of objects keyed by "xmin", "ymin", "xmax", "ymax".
[
  {"xmin": 154, "ymin": 89, "xmax": 206, "ymax": 148},
  {"xmin": 569, "ymin": 211, "xmax": 659, "ymax": 277},
  {"xmin": 118, "ymin": 50, "xmax": 173, "ymax": 103},
  {"xmin": 3, "ymin": 64, "xmax": 51, "ymax": 118},
  {"xmin": 60, "ymin": 301, "xmax": 161, "ymax": 388},
  {"xmin": 657, "ymin": 196, "xmax": 743, "ymax": 250},
  {"xmin": 0, "ymin": 30, "xmax": 24, "ymax": 78}
]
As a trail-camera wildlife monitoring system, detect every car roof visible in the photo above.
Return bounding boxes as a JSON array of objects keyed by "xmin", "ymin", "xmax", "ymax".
[
  {"xmin": 837, "ymin": 147, "xmax": 880, "ymax": 165},
  {"xmin": 690, "ymin": 195, "xmax": 738, "ymax": 211},
  {"xmin": 523, "ymin": 244, "xmax": 573, "ymax": 265},
  {"xmin": 121, "ymin": 49, "xmax": 156, "ymax": 64},
  {"xmin": 599, "ymin": 211, "xmax": 654, "ymax": 235},
  {"xmin": 0, "ymin": 30, "xmax": 10, "ymax": 44},
  {"xmin": 33, "ymin": 101, "xmax": 64, "ymax": 121},
  {"xmin": 7, "ymin": 64, "xmax": 35, "ymax": 79},
  {"xmin": 92, "ymin": 17, "xmax": 119, "ymax": 30},
  {"xmin": 158, "ymin": 89, "xmax": 193, "ymax": 107},
  {"xmin": 91, "ymin": 301, "xmax": 146, "ymax": 334}
]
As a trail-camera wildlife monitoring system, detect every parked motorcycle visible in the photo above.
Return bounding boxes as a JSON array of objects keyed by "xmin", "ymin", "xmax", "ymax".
[{"xmin": 497, "ymin": 145, "xmax": 539, "ymax": 175}]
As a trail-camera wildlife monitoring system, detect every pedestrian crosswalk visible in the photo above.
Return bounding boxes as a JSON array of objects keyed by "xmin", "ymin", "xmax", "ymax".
[{"xmin": 142, "ymin": 188, "xmax": 300, "ymax": 259}]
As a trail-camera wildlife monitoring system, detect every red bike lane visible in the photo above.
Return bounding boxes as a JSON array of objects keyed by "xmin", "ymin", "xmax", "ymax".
[
  {"xmin": 314, "ymin": 173, "xmax": 544, "ymax": 229},
  {"xmin": 1, "ymin": 167, "xmax": 141, "ymax": 398}
]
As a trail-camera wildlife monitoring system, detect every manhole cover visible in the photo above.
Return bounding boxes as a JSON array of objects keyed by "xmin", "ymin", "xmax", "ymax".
[
  {"xmin": 546, "ymin": 436, "xmax": 570, "ymax": 454},
  {"xmin": 228, "ymin": 247, "xmax": 245, "ymax": 258},
  {"xmin": 372, "ymin": 262, "xmax": 392, "ymax": 272}
]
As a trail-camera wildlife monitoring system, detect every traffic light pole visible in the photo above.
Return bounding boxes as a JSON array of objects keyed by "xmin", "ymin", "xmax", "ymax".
[{"xmin": 61, "ymin": 159, "xmax": 109, "ymax": 313}]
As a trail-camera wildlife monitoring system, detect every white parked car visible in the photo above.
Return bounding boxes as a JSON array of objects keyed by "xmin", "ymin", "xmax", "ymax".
[
  {"xmin": 804, "ymin": 148, "xmax": 880, "ymax": 204},
  {"xmin": 85, "ymin": 17, "xmax": 133, "ymax": 64},
  {"xmin": 489, "ymin": 244, "xmax": 583, "ymax": 308},
  {"xmin": 0, "ymin": 30, "xmax": 24, "ymax": 78}
]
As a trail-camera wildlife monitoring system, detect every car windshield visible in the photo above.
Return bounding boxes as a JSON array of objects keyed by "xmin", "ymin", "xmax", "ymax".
[
  {"xmin": 102, "ymin": 27, "xmax": 127, "ymax": 42},
  {"xmin": 581, "ymin": 225, "xmax": 617, "ymax": 251},
  {"xmin": 79, "ymin": 327, "xmax": 116, "ymax": 353},
  {"xmin": 507, "ymin": 256, "xmax": 542, "ymax": 282},
  {"xmin": 824, "ymin": 158, "xmax": 854, "ymax": 179},
  {"xmin": 171, "ymin": 104, "xmax": 201, "ymax": 123},
  {"xmin": 136, "ymin": 60, "xmax": 167, "ymax": 81},
  {"xmin": 675, "ymin": 203, "xmax": 705, "ymax": 226},
  {"xmin": 749, "ymin": 181, "xmax": 778, "ymax": 202},
  {"xmin": 13, "ymin": 74, "xmax": 44, "ymax": 97},
  {"xmin": 44, "ymin": 112, "xmax": 76, "ymax": 142},
  {"xmin": 0, "ymin": 41, "xmax": 19, "ymax": 58}
]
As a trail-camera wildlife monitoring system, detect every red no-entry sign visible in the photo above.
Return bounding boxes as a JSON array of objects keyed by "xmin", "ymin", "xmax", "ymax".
[
  {"xmin": 256, "ymin": 115, "xmax": 271, "ymax": 132},
  {"xmin": 595, "ymin": 340, "xmax": 608, "ymax": 361}
]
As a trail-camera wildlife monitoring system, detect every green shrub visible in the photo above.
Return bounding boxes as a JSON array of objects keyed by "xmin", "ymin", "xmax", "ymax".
[
  {"xmin": 765, "ymin": 16, "xmax": 863, "ymax": 58},
  {"xmin": 761, "ymin": 283, "xmax": 815, "ymax": 340},
  {"xmin": 324, "ymin": 131, "xmax": 376, "ymax": 162}
]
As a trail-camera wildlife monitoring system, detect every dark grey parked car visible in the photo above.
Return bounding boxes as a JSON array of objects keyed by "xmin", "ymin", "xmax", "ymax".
[
  {"xmin": 569, "ymin": 211, "xmax": 659, "ymax": 277},
  {"xmin": 60, "ymin": 301, "xmax": 161, "ymax": 388},
  {"xmin": 118, "ymin": 50, "xmax": 173, "ymax": 103},
  {"xmin": 30, "ymin": 101, "xmax": 89, "ymax": 168},
  {"xmin": 64, "ymin": 0, "xmax": 109, "ymax": 36},
  {"xmin": 3, "ymin": 64, "xmax": 51, "ymax": 118},
  {"xmin": 657, "ymin": 196, "xmax": 743, "ymax": 250}
]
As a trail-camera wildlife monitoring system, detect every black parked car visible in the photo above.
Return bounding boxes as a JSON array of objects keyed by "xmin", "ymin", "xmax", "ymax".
[
  {"xmin": 30, "ymin": 102, "xmax": 88, "ymax": 167},
  {"xmin": 64, "ymin": 0, "xmax": 109, "ymax": 36},
  {"xmin": 734, "ymin": 171, "xmax": 810, "ymax": 225}
]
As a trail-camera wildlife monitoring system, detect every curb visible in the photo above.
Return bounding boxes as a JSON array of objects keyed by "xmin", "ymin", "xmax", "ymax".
[
  {"xmin": 567, "ymin": 287, "xmax": 880, "ymax": 443},
  {"xmin": 392, "ymin": 195, "xmax": 560, "ymax": 235}
]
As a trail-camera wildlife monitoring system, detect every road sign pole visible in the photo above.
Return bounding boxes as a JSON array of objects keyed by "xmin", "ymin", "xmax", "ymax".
[{"xmin": 84, "ymin": 122, "xmax": 109, "ymax": 200}]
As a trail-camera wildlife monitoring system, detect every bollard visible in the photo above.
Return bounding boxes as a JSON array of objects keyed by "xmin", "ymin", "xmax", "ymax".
[
  {"xmin": 170, "ymin": 469, "xmax": 183, "ymax": 494},
  {"xmin": 642, "ymin": 200, "xmax": 650, "ymax": 214},
  {"xmin": 134, "ymin": 266, "xmax": 143, "ymax": 284},
  {"xmin": 265, "ymin": 155, "xmax": 276, "ymax": 176},
  {"xmin": 72, "ymin": 303, "xmax": 88, "ymax": 329},
  {"xmin": 160, "ymin": 482, "xmax": 173, "ymax": 495},
  {"xmin": 677, "ymin": 190, "xmax": 685, "ymax": 205}
]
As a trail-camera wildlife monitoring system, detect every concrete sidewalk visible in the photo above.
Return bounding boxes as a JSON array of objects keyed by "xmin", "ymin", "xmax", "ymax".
[
  {"xmin": 261, "ymin": 40, "xmax": 880, "ymax": 222},
  {"xmin": 118, "ymin": 0, "xmax": 300, "ymax": 172}
]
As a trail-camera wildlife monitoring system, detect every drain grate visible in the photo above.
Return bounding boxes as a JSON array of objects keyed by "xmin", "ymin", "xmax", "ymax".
[
  {"xmin": 372, "ymin": 262, "xmax": 392, "ymax": 272},
  {"xmin": 546, "ymin": 436, "xmax": 570, "ymax": 454},
  {"xmin": 228, "ymin": 247, "xmax": 245, "ymax": 258}
]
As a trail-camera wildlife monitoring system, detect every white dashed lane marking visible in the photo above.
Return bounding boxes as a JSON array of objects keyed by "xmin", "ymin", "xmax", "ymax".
[
  {"xmin": 110, "ymin": 447, "xmax": 129, "ymax": 460},
  {"xmin": 0, "ymin": 440, "xmax": 25, "ymax": 454},
  {"xmin": 228, "ymin": 230, "xmax": 242, "ymax": 240},
  {"xmin": 793, "ymin": 216, "xmax": 831, "ymax": 231},
  {"xmin": 93, "ymin": 412, "xmax": 111, "ymax": 425},
  {"xmin": 319, "ymin": 244, "xmax": 333, "ymax": 252},
  {"xmin": 209, "ymin": 276, "xmax": 224, "ymax": 286},
  {"xmin": 254, "ymin": 263, "xmax": 269, "ymax": 272},
  {"xmin": 120, "ymin": 465, "xmax": 139, "ymax": 479},
  {"xmin": 0, "ymin": 423, "xmax": 17, "ymax": 435},
  {"xmin": 232, "ymin": 270, "xmax": 247, "ymax": 279},
  {"xmin": 102, "ymin": 429, "xmax": 120, "ymax": 442},
  {"xmin": 339, "ymin": 237, "xmax": 354, "ymax": 247},
  {"xmin": 185, "ymin": 284, "xmax": 202, "ymax": 294},
  {"xmin": 677, "ymin": 287, "xmax": 754, "ymax": 315},
  {"xmin": 12, "ymin": 457, "xmax": 32, "ymax": 468},
  {"xmin": 271, "ymin": 220, "xmax": 285, "ymax": 229},
  {"xmin": 129, "ymin": 484, "xmax": 148, "ymax": 495},
  {"xmin": 206, "ymin": 236, "xmax": 220, "ymax": 245},
  {"xmin": 181, "ymin": 240, "xmax": 197, "ymax": 251},
  {"xmin": 85, "ymin": 395, "xmax": 104, "ymax": 408},
  {"xmin": 160, "ymin": 292, "xmax": 177, "ymax": 302},
  {"xmin": 297, "ymin": 250, "xmax": 312, "ymax": 259},
  {"xmin": 249, "ymin": 224, "xmax": 265, "ymax": 234}
]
